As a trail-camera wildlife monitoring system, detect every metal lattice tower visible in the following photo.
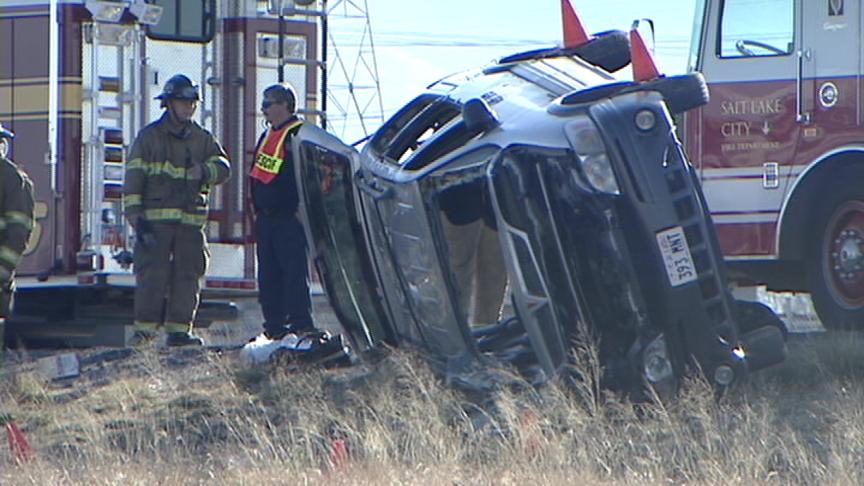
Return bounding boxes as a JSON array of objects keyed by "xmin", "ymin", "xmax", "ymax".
[{"xmin": 325, "ymin": 0, "xmax": 384, "ymax": 144}]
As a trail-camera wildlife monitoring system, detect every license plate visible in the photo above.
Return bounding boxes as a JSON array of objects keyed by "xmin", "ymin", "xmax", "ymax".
[{"xmin": 656, "ymin": 226, "xmax": 697, "ymax": 287}]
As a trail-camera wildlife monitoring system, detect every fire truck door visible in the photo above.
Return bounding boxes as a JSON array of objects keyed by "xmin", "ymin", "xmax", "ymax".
[
  {"xmin": 694, "ymin": 0, "xmax": 799, "ymax": 256},
  {"xmin": 798, "ymin": 0, "xmax": 860, "ymax": 130}
]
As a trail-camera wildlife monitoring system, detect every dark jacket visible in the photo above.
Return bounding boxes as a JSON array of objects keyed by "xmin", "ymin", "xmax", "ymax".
[
  {"xmin": 250, "ymin": 116, "xmax": 303, "ymax": 216},
  {"xmin": 0, "ymin": 157, "xmax": 35, "ymax": 281},
  {"xmin": 124, "ymin": 113, "xmax": 231, "ymax": 227}
]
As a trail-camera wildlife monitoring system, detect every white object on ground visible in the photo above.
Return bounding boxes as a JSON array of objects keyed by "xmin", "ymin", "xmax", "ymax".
[{"xmin": 240, "ymin": 333, "xmax": 316, "ymax": 365}]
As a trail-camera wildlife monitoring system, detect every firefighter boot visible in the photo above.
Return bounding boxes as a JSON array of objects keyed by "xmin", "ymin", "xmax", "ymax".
[{"xmin": 166, "ymin": 332, "xmax": 206, "ymax": 347}]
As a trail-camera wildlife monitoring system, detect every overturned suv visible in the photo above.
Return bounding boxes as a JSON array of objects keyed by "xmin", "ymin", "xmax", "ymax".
[{"xmin": 294, "ymin": 30, "xmax": 786, "ymax": 398}]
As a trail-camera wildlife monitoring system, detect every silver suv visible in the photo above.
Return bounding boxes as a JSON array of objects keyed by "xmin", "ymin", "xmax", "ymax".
[{"xmin": 294, "ymin": 30, "xmax": 786, "ymax": 398}]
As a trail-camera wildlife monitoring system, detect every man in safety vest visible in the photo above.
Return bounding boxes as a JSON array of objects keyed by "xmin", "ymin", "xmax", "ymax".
[
  {"xmin": 0, "ymin": 123, "xmax": 35, "ymax": 351},
  {"xmin": 250, "ymin": 83, "xmax": 317, "ymax": 340},
  {"xmin": 124, "ymin": 74, "xmax": 231, "ymax": 347}
]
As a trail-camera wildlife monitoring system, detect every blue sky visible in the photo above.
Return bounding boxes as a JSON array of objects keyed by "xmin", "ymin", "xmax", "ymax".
[{"xmin": 326, "ymin": 1, "xmax": 698, "ymax": 141}]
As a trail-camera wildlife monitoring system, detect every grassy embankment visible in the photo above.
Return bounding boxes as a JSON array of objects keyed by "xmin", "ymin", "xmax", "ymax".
[{"xmin": 3, "ymin": 332, "xmax": 864, "ymax": 485}]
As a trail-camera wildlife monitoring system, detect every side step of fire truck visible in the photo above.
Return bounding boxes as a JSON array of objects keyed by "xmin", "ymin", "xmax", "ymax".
[{"xmin": 4, "ymin": 280, "xmax": 239, "ymax": 348}]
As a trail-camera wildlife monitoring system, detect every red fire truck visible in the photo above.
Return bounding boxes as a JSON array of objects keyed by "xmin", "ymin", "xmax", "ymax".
[
  {"xmin": 1, "ymin": 0, "xmax": 322, "ymax": 345},
  {"xmin": 683, "ymin": 0, "xmax": 864, "ymax": 328}
]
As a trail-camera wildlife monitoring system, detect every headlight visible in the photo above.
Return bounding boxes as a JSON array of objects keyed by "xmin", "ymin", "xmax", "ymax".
[
  {"xmin": 580, "ymin": 153, "xmax": 619, "ymax": 194},
  {"xmin": 643, "ymin": 333, "xmax": 674, "ymax": 384},
  {"xmin": 564, "ymin": 118, "xmax": 620, "ymax": 195}
]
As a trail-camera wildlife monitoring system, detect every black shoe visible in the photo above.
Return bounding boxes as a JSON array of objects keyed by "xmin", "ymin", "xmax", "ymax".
[
  {"xmin": 297, "ymin": 332, "xmax": 350, "ymax": 367},
  {"xmin": 165, "ymin": 332, "xmax": 205, "ymax": 347},
  {"xmin": 264, "ymin": 323, "xmax": 318, "ymax": 340},
  {"xmin": 128, "ymin": 329, "xmax": 158, "ymax": 347},
  {"xmin": 263, "ymin": 326, "xmax": 290, "ymax": 340}
]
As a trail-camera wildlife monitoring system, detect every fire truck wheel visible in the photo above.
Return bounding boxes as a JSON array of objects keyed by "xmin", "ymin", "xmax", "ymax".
[
  {"xmin": 806, "ymin": 183, "xmax": 864, "ymax": 330},
  {"xmin": 573, "ymin": 30, "xmax": 631, "ymax": 73},
  {"xmin": 734, "ymin": 299, "xmax": 788, "ymax": 340},
  {"xmin": 627, "ymin": 73, "xmax": 710, "ymax": 114}
]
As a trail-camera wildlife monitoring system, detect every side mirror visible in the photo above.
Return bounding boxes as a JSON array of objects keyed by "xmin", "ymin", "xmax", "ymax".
[{"xmin": 462, "ymin": 98, "xmax": 500, "ymax": 134}]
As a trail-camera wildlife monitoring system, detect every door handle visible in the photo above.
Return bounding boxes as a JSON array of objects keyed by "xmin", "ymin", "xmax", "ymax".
[
  {"xmin": 796, "ymin": 49, "xmax": 811, "ymax": 124},
  {"xmin": 354, "ymin": 170, "xmax": 393, "ymax": 200}
]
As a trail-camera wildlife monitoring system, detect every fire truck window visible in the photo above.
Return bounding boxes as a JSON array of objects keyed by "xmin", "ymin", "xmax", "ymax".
[
  {"xmin": 718, "ymin": 0, "xmax": 793, "ymax": 58},
  {"xmin": 146, "ymin": 0, "xmax": 216, "ymax": 43}
]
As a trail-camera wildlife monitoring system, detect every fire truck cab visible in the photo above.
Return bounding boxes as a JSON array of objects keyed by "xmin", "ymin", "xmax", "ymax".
[
  {"xmin": 685, "ymin": 0, "xmax": 864, "ymax": 328},
  {"xmin": 1, "ymin": 0, "xmax": 321, "ymax": 346}
]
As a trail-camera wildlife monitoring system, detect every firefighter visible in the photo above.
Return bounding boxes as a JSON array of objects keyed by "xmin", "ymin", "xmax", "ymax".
[
  {"xmin": 0, "ymin": 123, "xmax": 35, "ymax": 350},
  {"xmin": 124, "ymin": 74, "xmax": 231, "ymax": 347},
  {"xmin": 250, "ymin": 83, "xmax": 317, "ymax": 340}
]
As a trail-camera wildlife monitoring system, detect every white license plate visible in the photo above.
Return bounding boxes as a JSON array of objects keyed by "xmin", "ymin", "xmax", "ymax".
[{"xmin": 656, "ymin": 226, "xmax": 698, "ymax": 287}]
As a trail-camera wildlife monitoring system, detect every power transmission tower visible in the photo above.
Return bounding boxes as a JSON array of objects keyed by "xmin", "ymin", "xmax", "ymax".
[{"xmin": 324, "ymin": 0, "xmax": 384, "ymax": 144}]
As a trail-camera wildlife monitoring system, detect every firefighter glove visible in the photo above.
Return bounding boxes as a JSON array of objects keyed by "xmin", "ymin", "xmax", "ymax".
[{"xmin": 136, "ymin": 218, "xmax": 157, "ymax": 249}]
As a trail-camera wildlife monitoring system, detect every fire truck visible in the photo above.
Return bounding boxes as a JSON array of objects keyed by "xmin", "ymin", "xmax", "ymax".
[
  {"xmin": 683, "ymin": 0, "xmax": 864, "ymax": 329},
  {"xmin": 0, "ymin": 0, "xmax": 322, "ymax": 346}
]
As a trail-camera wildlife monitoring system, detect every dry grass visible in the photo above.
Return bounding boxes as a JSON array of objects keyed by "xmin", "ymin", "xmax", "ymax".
[{"xmin": 3, "ymin": 333, "xmax": 864, "ymax": 485}]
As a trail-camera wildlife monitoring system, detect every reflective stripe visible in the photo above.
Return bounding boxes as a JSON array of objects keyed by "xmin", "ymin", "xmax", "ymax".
[
  {"xmin": 164, "ymin": 321, "xmax": 192, "ymax": 333},
  {"xmin": 0, "ymin": 246, "xmax": 20, "ymax": 268},
  {"xmin": 204, "ymin": 155, "xmax": 228, "ymax": 183},
  {"xmin": 143, "ymin": 208, "xmax": 207, "ymax": 226},
  {"xmin": 130, "ymin": 158, "xmax": 219, "ymax": 180},
  {"xmin": 180, "ymin": 213, "xmax": 207, "ymax": 225},
  {"xmin": 148, "ymin": 160, "xmax": 187, "ymax": 179},
  {"xmin": 126, "ymin": 158, "xmax": 146, "ymax": 170},
  {"xmin": 134, "ymin": 321, "xmax": 159, "ymax": 331},
  {"xmin": 144, "ymin": 208, "xmax": 183, "ymax": 219},
  {"xmin": 129, "ymin": 160, "xmax": 196, "ymax": 179},
  {"xmin": 124, "ymin": 194, "xmax": 142, "ymax": 206},
  {"xmin": 5, "ymin": 211, "xmax": 32, "ymax": 230}
]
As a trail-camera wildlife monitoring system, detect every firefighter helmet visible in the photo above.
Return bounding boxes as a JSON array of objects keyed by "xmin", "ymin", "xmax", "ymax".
[
  {"xmin": 155, "ymin": 74, "xmax": 201, "ymax": 101},
  {"xmin": 262, "ymin": 83, "xmax": 297, "ymax": 113},
  {"xmin": 0, "ymin": 123, "xmax": 13, "ymax": 140}
]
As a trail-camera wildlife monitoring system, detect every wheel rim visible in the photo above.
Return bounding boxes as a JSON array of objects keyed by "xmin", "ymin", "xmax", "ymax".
[{"xmin": 824, "ymin": 200, "xmax": 864, "ymax": 307}]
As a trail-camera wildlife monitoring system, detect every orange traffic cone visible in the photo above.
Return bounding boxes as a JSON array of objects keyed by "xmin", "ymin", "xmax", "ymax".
[
  {"xmin": 6, "ymin": 421, "xmax": 33, "ymax": 463},
  {"xmin": 630, "ymin": 26, "xmax": 661, "ymax": 82},
  {"xmin": 561, "ymin": 0, "xmax": 591, "ymax": 48},
  {"xmin": 328, "ymin": 438, "xmax": 350, "ymax": 471}
]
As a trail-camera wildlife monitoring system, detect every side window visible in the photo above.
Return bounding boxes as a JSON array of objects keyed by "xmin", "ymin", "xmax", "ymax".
[
  {"xmin": 146, "ymin": 0, "xmax": 216, "ymax": 43},
  {"xmin": 369, "ymin": 94, "xmax": 439, "ymax": 153},
  {"xmin": 718, "ymin": 0, "xmax": 794, "ymax": 58},
  {"xmin": 383, "ymin": 100, "xmax": 461, "ymax": 166}
]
